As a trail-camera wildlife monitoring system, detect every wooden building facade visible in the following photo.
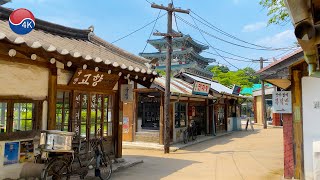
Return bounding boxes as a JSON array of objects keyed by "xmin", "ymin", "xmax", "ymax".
[
  {"xmin": 0, "ymin": 7, "xmax": 156, "ymax": 179},
  {"xmin": 122, "ymin": 73, "xmax": 243, "ymax": 145}
]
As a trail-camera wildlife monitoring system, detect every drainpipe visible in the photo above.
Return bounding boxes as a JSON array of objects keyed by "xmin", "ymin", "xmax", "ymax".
[{"xmin": 285, "ymin": 0, "xmax": 320, "ymax": 77}]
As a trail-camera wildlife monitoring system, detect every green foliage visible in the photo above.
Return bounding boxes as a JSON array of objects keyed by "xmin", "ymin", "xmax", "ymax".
[
  {"xmin": 259, "ymin": 0, "xmax": 289, "ymax": 25},
  {"xmin": 156, "ymin": 69, "xmax": 166, "ymax": 76},
  {"xmin": 210, "ymin": 66, "xmax": 259, "ymax": 88}
]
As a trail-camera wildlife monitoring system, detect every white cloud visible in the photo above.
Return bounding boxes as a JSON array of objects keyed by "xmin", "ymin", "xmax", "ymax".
[
  {"xmin": 242, "ymin": 22, "xmax": 267, "ymax": 32},
  {"xmin": 256, "ymin": 30, "xmax": 296, "ymax": 47}
]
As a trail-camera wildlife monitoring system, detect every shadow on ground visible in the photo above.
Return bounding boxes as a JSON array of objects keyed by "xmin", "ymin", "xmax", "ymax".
[
  {"xmin": 177, "ymin": 128, "xmax": 261, "ymax": 153},
  {"xmin": 112, "ymin": 155, "xmax": 199, "ymax": 180}
]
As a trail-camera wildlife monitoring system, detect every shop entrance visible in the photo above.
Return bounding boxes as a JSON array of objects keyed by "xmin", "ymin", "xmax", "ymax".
[
  {"xmin": 55, "ymin": 90, "xmax": 114, "ymax": 153},
  {"xmin": 215, "ymin": 105, "xmax": 227, "ymax": 133},
  {"xmin": 137, "ymin": 92, "xmax": 161, "ymax": 130}
]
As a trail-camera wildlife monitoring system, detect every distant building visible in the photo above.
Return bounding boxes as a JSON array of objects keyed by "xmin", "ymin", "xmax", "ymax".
[{"xmin": 139, "ymin": 34, "xmax": 215, "ymax": 79}]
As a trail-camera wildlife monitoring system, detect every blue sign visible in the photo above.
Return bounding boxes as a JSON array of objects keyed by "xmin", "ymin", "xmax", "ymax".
[
  {"xmin": 4, "ymin": 142, "xmax": 19, "ymax": 165},
  {"xmin": 9, "ymin": 8, "xmax": 35, "ymax": 35}
]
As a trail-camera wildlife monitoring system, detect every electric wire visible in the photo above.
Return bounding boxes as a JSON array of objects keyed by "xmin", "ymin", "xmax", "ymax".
[
  {"xmin": 203, "ymin": 51, "xmax": 273, "ymax": 63},
  {"xmin": 112, "ymin": 13, "xmax": 166, "ymax": 44},
  {"xmin": 176, "ymin": 14, "xmax": 295, "ymax": 51},
  {"xmin": 142, "ymin": 10, "xmax": 162, "ymax": 53},
  {"xmin": 190, "ymin": 10, "xmax": 297, "ymax": 51},
  {"xmin": 189, "ymin": 14, "xmax": 240, "ymax": 70}
]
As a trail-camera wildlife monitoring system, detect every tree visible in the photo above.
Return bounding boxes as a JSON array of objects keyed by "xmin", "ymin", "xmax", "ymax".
[
  {"xmin": 259, "ymin": 0, "xmax": 289, "ymax": 25},
  {"xmin": 210, "ymin": 66, "xmax": 258, "ymax": 88}
]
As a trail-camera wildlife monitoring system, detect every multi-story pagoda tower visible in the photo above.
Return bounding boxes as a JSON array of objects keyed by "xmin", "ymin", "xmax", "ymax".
[{"xmin": 139, "ymin": 34, "xmax": 215, "ymax": 79}]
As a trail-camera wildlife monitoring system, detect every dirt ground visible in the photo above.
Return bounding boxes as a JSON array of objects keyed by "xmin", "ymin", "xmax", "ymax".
[{"xmin": 112, "ymin": 127, "xmax": 284, "ymax": 180}]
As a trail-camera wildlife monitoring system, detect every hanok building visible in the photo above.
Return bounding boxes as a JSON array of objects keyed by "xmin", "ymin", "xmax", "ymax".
[
  {"xmin": 139, "ymin": 34, "xmax": 215, "ymax": 78},
  {"xmin": 123, "ymin": 72, "xmax": 243, "ymax": 145},
  {"xmin": 0, "ymin": 7, "xmax": 156, "ymax": 179}
]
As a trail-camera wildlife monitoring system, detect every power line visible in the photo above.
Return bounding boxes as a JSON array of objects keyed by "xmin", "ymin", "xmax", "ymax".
[
  {"xmin": 145, "ymin": 0, "xmax": 152, "ymax": 4},
  {"xmin": 203, "ymin": 51, "xmax": 273, "ymax": 63},
  {"xmin": 190, "ymin": 10, "xmax": 297, "ymax": 51},
  {"xmin": 189, "ymin": 14, "xmax": 239, "ymax": 70},
  {"xmin": 176, "ymin": 15, "xmax": 296, "ymax": 51},
  {"xmin": 112, "ymin": 13, "xmax": 166, "ymax": 44},
  {"xmin": 142, "ymin": 10, "xmax": 162, "ymax": 53}
]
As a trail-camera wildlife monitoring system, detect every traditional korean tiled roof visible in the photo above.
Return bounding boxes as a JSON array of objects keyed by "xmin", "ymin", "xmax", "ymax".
[
  {"xmin": 140, "ymin": 47, "xmax": 215, "ymax": 63},
  {"xmin": 0, "ymin": 7, "xmax": 157, "ymax": 76},
  {"xmin": 148, "ymin": 34, "xmax": 209, "ymax": 52}
]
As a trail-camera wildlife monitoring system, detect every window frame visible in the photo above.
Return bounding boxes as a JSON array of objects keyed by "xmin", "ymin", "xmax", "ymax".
[
  {"xmin": 175, "ymin": 102, "xmax": 187, "ymax": 128},
  {"xmin": 0, "ymin": 98, "xmax": 42, "ymax": 139}
]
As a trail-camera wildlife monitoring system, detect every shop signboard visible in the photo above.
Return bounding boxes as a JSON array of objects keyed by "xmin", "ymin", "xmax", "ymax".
[
  {"xmin": 69, "ymin": 69, "xmax": 119, "ymax": 90},
  {"xmin": 121, "ymin": 84, "xmax": 133, "ymax": 102},
  {"xmin": 272, "ymin": 91, "xmax": 292, "ymax": 113},
  {"xmin": 192, "ymin": 81, "xmax": 210, "ymax": 96}
]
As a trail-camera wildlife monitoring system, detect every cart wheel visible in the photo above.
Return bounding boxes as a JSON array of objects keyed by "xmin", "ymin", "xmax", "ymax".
[{"xmin": 42, "ymin": 158, "xmax": 70, "ymax": 180}]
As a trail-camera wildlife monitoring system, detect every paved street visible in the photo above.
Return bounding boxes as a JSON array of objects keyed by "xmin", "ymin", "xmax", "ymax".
[{"xmin": 113, "ymin": 127, "xmax": 283, "ymax": 180}]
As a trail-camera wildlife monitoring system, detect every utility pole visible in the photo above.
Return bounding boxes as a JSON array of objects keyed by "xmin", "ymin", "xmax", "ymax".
[
  {"xmin": 260, "ymin": 57, "xmax": 267, "ymax": 129},
  {"xmin": 151, "ymin": 3, "xmax": 189, "ymax": 153}
]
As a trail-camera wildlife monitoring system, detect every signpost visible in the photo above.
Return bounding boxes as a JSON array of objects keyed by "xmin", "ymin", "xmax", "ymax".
[
  {"xmin": 192, "ymin": 81, "xmax": 210, "ymax": 96},
  {"xmin": 273, "ymin": 91, "xmax": 292, "ymax": 113}
]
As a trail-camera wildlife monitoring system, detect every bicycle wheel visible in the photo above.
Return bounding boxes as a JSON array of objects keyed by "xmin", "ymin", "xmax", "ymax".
[
  {"xmin": 183, "ymin": 130, "xmax": 188, "ymax": 144},
  {"xmin": 192, "ymin": 128, "xmax": 197, "ymax": 140},
  {"xmin": 97, "ymin": 154, "xmax": 112, "ymax": 180},
  {"xmin": 42, "ymin": 158, "xmax": 70, "ymax": 180}
]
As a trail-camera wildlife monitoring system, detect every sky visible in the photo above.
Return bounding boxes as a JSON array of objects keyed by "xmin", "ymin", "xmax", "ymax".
[{"xmin": 3, "ymin": 0, "xmax": 298, "ymax": 71}]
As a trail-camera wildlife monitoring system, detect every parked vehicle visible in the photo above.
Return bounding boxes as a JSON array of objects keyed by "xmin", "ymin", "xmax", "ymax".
[
  {"xmin": 39, "ymin": 129, "xmax": 112, "ymax": 180},
  {"xmin": 183, "ymin": 120, "xmax": 197, "ymax": 144}
]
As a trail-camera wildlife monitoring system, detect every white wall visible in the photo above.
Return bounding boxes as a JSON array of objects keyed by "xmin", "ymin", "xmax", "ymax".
[
  {"xmin": 302, "ymin": 77, "xmax": 320, "ymax": 180},
  {"xmin": 0, "ymin": 60, "xmax": 49, "ymax": 100}
]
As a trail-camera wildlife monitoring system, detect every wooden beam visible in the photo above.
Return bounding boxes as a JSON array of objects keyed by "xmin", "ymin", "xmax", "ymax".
[
  {"xmin": 48, "ymin": 68, "xmax": 57, "ymax": 130},
  {"xmin": 292, "ymin": 70, "xmax": 304, "ymax": 179}
]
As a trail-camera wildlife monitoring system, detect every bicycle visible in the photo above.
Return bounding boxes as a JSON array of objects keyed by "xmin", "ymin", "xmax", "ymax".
[
  {"xmin": 183, "ymin": 120, "xmax": 197, "ymax": 144},
  {"xmin": 41, "ymin": 131, "xmax": 112, "ymax": 180}
]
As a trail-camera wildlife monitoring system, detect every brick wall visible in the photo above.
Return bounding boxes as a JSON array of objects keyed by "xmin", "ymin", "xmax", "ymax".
[{"xmin": 283, "ymin": 114, "xmax": 294, "ymax": 178}]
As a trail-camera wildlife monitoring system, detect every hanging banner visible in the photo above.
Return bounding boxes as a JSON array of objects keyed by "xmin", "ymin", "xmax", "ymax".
[
  {"xmin": 121, "ymin": 84, "xmax": 133, "ymax": 102},
  {"xmin": 192, "ymin": 81, "xmax": 210, "ymax": 96},
  {"xmin": 273, "ymin": 91, "xmax": 292, "ymax": 113}
]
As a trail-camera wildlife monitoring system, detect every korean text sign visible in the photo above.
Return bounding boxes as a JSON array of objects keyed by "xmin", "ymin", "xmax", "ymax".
[
  {"xmin": 272, "ymin": 91, "xmax": 292, "ymax": 113},
  {"xmin": 192, "ymin": 81, "xmax": 210, "ymax": 96}
]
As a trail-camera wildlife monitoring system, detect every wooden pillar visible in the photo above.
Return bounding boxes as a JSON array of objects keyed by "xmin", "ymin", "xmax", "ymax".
[
  {"xmin": 132, "ymin": 82, "xmax": 138, "ymax": 142},
  {"xmin": 114, "ymin": 78, "xmax": 126, "ymax": 158},
  {"xmin": 159, "ymin": 92, "xmax": 164, "ymax": 145},
  {"xmin": 48, "ymin": 68, "xmax": 57, "ymax": 130},
  {"xmin": 292, "ymin": 70, "xmax": 304, "ymax": 179}
]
